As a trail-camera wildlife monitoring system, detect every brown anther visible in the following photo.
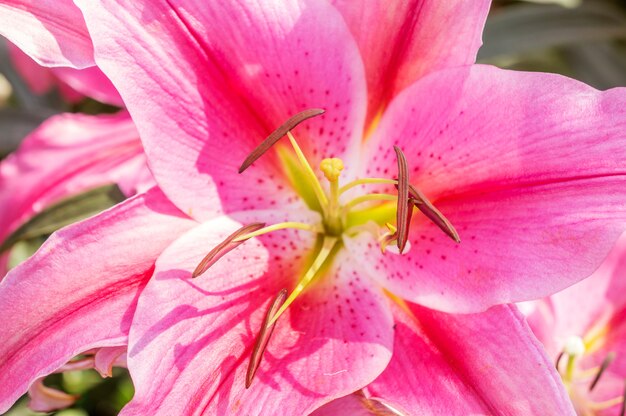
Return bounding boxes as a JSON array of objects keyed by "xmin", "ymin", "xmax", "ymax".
[
  {"xmin": 408, "ymin": 184, "xmax": 460, "ymax": 243},
  {"xmin": 246, "ymin": 288, "xmax": 288, "ymax": 388},
  {"xmin": 393, "ymin": 146, "xmax": 410, "ymax": 253},
  {"xmin": 191, "ymin": 222, "xmax": 265, "ymax": 278},
  {"xmin": 555, "ymin": 351, "xmax": 565, "ymax": 371},
  {"xmin": 238, "ymin": 108, "xmax": 325, "ymax": 173},
  {"xmin": 590, "ymin": 352, "xmax": 616, "ymax": 391}
]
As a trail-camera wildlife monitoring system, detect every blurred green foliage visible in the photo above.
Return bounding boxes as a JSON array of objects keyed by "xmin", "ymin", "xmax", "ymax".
[{"xmin": 1, "ymin": 0, "xmax": 625, "ymax": 414}]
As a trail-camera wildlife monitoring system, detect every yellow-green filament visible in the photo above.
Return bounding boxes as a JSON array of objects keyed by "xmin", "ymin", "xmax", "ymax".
[
  {"xmin": 232, "ymin": 222, "xmax": 319, "ymax": 242},
  {"xmin": 343, "ymin": 193, "xmax": 397, "ymax": 212},
  {"xmin": 267, "ymin": 236, "xmax": 338, "ymax": 326},
  {"xmin": 339, "ymin": 178, "xmax": 397, "ymax": 195},
  {"xmin": 564, "ymin": 355, "xmax": 577, "ymax": 383},
  {"xmin": 287, "ymin": 131, "xmax": 328, "ymax": 209}
]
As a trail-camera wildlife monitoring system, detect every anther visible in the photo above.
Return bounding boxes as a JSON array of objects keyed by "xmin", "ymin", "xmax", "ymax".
[
  {"xmin": 408, "ymin": 184, "xmax": 460, "ymax": 243},
  {"xmin": 239, "ymin": 108, "xmax": 325, "ymax": 173},
  {"xmin": 246, "ymin": 288, "xmax": 288, "ymax": 388},
  {"xmin": 555, "ymin": 351, "xmax": 565, "ymax": 371},
  {"xmin": 590, "ymin": 352, "xmax": 616, "ymax": 391},
  {"xmin": 192, "ymin": 222, "xmax": 265, "ymax": 278},
  {"xmin": 320, "ymin": 158, "xmax": 344, "ymax": 182},
  {"xmin": 393, "ymin": 146, "xmax": 410, "ymax": 253}
]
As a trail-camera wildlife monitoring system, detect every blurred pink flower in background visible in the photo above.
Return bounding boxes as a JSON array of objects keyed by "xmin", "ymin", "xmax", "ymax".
[
  {"xmin": 0, "ymin": 111, "xmax": 153, "ymax": 275},
  {"xmin": 0, "ymin": 2, "xmax": 153, "ymax": 276},
  {"xmin": 526, "ymin": 233, "xmax": 626, "ymax": 415},
  {"xmin": 0, "ymin": 0, "xmax": 625, "ymax": 415},
  {"xmin": 7, "ymin": 43, "xmax": 124, "ymax": 106}
]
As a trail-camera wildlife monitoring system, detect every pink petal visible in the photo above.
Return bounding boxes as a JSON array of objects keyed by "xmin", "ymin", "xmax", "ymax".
[
  {"xmin": 0, "ymin": 188, "xmax": 196, "ymax": 413},
  {"xmin": 367, "ymin": 303, "xmax": 575, "ymax": 415},
  {"xmin": 53, "ymin": 66, "xmax": 124, "ymax": 107},
  {"xmin": 75, "ymin": 0, "xmax": 367, "ymax": 220},
  {"xmin": 123, "ymin": 216, "xmax": 393, "ymax": 415},
  {"xmin": 309, "ymin": 393, "xmax": 398, "ymax": 416},
  {"xmin": 349, "ymin": 65, "xmax": 626, "ymax": 312},
  {"xmin": 528, "ymin": 233, "xmax": 626, "ymax": 357},
  {"xmin": 0, "ymin": 112, "xmax": 152, "ymax": 251},
  {"xmin": 94, "ymin": 346, "xmax": 127, "ymax": 377},
  {"xmin": 0, "ymin": 0, "xmax": 94, "ymax": 68},
  {"xmin": 28, "ymin": 379, "xmax": 77, "ymax": 412},
  {"xmin": 331, "ymin": 0, "xmax": 490, "ymax": 123}
]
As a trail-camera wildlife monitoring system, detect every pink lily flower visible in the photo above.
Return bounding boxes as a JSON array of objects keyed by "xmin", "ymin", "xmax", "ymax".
[
  {"xmin": 526, "ymin": 233, "xmax": 626, "ymax": 415},
  {"xmin": 1, "ymin": 0, "xmax": 625, "ymax": 414}
]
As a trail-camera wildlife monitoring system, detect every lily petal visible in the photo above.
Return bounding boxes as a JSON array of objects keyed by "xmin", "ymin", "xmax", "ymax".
[
  {"xmin": 331, "ymin": 0, "xmax": 490, "ymax": 123},
  {"xmin": 366, "ymin": 303, "xmax": 575, "ymax": 415},
  {"xmin": 53, "ymin": 66, "xmax": 124, "ymax": 107},
  {"xmin": 28, "ymin": 379, "xmax": 77, "ymax": 413},
  {"xmin": 352, "ymin": 65, "xmax": 626, "ymax": 312},
  {"xmin": 75, "ymin": 0, "xmax": 367, "ymax": 220},
  {"xmin": 123, "ymin": 215, "xmax": 393, "ymax": 415},
  {"xmin": 94, "ymin": 346, "xmax": 127, "ymax": 378},
  {"xmin": 0, "ymin": 0, "xmax": 94, "ymax": 68},
  {"xmin": 0, "ymin": 188, "xmax": 196, "ymax": 413}
]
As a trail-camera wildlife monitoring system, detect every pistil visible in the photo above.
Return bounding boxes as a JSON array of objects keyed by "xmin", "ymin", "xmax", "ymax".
[{"xmin": 320, "ymin": 157, "xmax": 344, "ymax": 235}]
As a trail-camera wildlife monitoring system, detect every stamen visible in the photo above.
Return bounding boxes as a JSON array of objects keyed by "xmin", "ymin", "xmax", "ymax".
[
  {"xmin": 191, "ymin": 222, "xmax": 265, "ymax": 278},
  {"xmin": 267, "ymin": 236, "xmax": 339, "ymax": 326},
  {"xmin": 563, "ymin": 335, "xmax": 585, "ymax": 382},
  {"xmin": 246, "ymin": 288, "xmax": 287, "ymax": 388},
  {"xmin": 590, "ymin": 352, "xmax": 615, "ymax": 391},
  {"xmin": 555, "ymin": 351, "xmax": 565, "ymax": 371},
  {"xmin": 338, "ymin": 177, "xmax": 397, "ymax": 195},
  {"xmin": 393, "ymin": 146, "xmax": 410, "ymax": 253},
  {"xmin": 287, "ymin": 131, "xmax": 329, "ymax": 208},
  {"xmin": 343, "ymin": 193, "xmax": 397, "ymax": 211},
  {"xmin": 408, "ymin": 184, "xmax": 460, "ymax": 243},
  {"xmin": 232, "ymin": 222, "xmax": 319, "ymax": 242},
  {"xmin": 238, "ymin": 108, "xmax": 325, "ymax": 173}
]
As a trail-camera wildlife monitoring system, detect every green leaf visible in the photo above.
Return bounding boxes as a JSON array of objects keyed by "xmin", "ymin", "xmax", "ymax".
[
  {"xmin": 0, "ymin": 184, "xmax": 126, "ymax": 254},
  {"xmin": 479, "ymin": 2, "xmax": 626, "ymax": 61}
]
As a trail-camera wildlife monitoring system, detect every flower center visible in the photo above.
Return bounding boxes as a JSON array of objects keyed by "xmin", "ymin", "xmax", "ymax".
[
  {"xmin": 556, "ymin": 335, "xmax": 625, "ymax": 414},
  {"xmin": 194, "ymin": 109, "xmax": 460, "ymax": 387}
]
